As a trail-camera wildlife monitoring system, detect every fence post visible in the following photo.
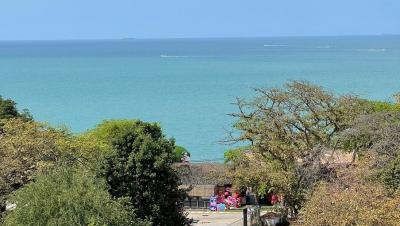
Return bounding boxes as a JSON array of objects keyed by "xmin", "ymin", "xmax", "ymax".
[{"xmin": 243, "ymin": 208, "xmax": 247, "ymax": 226}]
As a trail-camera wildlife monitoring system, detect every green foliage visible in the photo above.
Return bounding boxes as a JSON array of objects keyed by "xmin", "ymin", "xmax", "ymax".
[
  {"xmin": 85, "ymin": 119, "xmax": 161, "ymax": 146},
  {"xmin": 173, "ymin": 145, "xmax": 190, "ymax": 162},
  {"xmin": 2, "ymin": 167, "xmax": 148, "ymax": 226},
  {"xmin": 0, "ymin": 118, "xmax": 111, "ymax": 222},
  {"xmin": 0, "ymin": 96, "xmax": 31, "ymax": 121},
  {"xmin": 223, "ymin": 147, "xmax": 247, "ymax": 164},
  {"xmin": 380, "ymin": 155, "xmax": 400, "ymax": 192},
  {"xmin": 90, "ymin": 120, "xmax": 188, "ymax": 226},
  {"xmin": 368, "ymin": 100, "xmax": 400, "ymax": 113},
  {"xmin": 0, "ymin": 98, "xmax": 189, "ymax": 225},
  {"xmin": 0, "ymin": 119, "xmax": 70, "ymax": 215},
  {"xmin": 57, "ymin": 132, "xmax": 113, "ymax": 173}
]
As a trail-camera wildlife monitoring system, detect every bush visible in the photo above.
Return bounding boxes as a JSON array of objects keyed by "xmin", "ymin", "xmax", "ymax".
[
  {"xmin": 302, "ymin": 182, "xmax": 400, "ymax": 226},
  {"xmin": 380, "ymin": 155, "xmax": 400, "ymax": 192},
  {"xmin": 2, "ymin": 167, "xmax": 148, "ymax": 226},
  {"xmin": 368, "ymin": 100, "xmax": 400, "ymax": 113}
]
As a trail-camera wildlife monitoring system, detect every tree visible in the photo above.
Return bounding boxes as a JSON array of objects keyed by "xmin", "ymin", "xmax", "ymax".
[
  {"xmin": 2, "ymin": 167, "xmax": 148, "ymax": 226},
  {"xmin": 0, "ymin": 115, "xmax": 121, "ymax": 220},
  {"xmin": 302, "ymin": 172, "xmax": 400, "ymax": 226},
  {"xmin": 301, "ymin": 108, "xmax": 400, "ymax": 225},
  {"xmin": 0, "ymin": 119, "xmax": 69, "ymax": 219},
  {"xmin": 89, "ymin": 120, "xmax": 188, "ymax": 226},
  {"xmin": 56, "ymin": 131, "xmax": 114, "ymax": 173},
  {"xmin": 224, "ymin": 147, "xmax": 276, "ymax": 198},
  {"xmin": 173, "ymin": 145, "xmax": 190, "ymax": 162},
  {"xmin": 0, "ymin": 96, "xmax": 31, "ymax": 121},
  {"xmin": 0, "ymin": 119, "xmax": 68, "ymax": 190},
  {"xmin": 338, "ymin": 111, "xmax": 400, "ymax": 191},
  {"xmin": 228, "ymin": 81, "xmax": 366, "ymax": 211}
]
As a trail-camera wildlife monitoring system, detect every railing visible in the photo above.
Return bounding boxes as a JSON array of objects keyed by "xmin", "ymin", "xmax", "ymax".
[
  {"xmin": 184, "ymin": 197, "xmax": 210, "ymax": 209},
  {"xmin": 227, "ymin": 206, "xmax": 261, "ymax": 226}
]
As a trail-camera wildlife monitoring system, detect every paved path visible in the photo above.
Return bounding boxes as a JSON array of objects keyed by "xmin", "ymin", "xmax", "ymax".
[{"xmin": 187, "ymin": 211, "xmax": 243, "ymax": 226}]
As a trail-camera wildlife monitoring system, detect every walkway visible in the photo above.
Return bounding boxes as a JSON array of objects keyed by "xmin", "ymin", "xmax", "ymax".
[{"xmin": 187, "ymin": 210, "xmax": 243, "ymax": 226}]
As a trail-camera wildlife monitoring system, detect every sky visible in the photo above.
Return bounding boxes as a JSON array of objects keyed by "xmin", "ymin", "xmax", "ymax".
[{"xmin": 0, "ymin": 0, "xmax": 399, "ymax": 40}]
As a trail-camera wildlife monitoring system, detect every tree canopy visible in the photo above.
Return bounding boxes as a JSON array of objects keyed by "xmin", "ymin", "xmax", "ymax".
[
  {"xmin": 0, "ymin": 97, "xmax": 190, "ymax": 225},
  {"xmin": 228, "ymin": 81, "xmax": 366, "ymax": 209},
  {"xmin": 0, "ymin": 119, "xmax": 70, "ymax": 218},
  {"xmin": 0, "ymin": 96, "xmax": 31, "ymax": 121},
  {"xmin": 173, "ymin": 145, "xmax": 190, "ymax": 162},
  {"xmin": 2, "ymin": 167, "xmax": 148, "ymax": 226},
  {"xmin": 88, "ymin": 120, "xmax": 189, "ymax": 226},
  {"xmin": 0, "ymin": 116, "xmax": 190, "ymax": 225},
  {"xmin": 227, "ymin": 81, "xmax": 400, "ymax": 223}
]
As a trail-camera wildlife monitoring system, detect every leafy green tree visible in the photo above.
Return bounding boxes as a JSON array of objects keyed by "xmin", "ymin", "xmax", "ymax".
[
  {"xmin": 224, "ymin": 147, "xmax": 248, "ymax": 164},
  {"xmin": 56, "ymin": 131, "xmax": 114, "ymax": 173},
  {"xmin": 224, "ymin": 148, "xmax": 282, "ymax": 198},
  {"xmin": 173, "ymin": 145, "xmax": 190, "ymax": 162},
  {"xmin": 2, "ymin": 167, "xmax": 148, "ymax": 226},
  {"xmin": 0, "ymin": 118, "xmax": 108, "ymax": 220},
  {"xmin": 0, "ymin": 96, "xmax": 31, "ymax": 121},
  {"xmin": 0, "ymin": 119, "xmax": 70, "ymax": 190},
  {"xmin": 89, "ymin": 120, "xmax": 188, "ymax": 226},
  {"xmin": 0, "ymin": 119, "xmax": 69, "ymax": 219}
]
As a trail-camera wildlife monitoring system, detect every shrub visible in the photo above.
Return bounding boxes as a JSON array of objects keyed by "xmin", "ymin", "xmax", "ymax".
[
  {"xmin": 302, "ymin": 182, "xmax": 400, "ymax": 226},
  {"xmin": 2, "ymin": 167, "xmax": 148, "ymax": 226}
]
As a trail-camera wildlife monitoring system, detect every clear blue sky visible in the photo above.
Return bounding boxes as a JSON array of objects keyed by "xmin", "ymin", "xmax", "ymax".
[{"xmin": 1, "ymin": 0, "xmax": 399, "ymax": 40}]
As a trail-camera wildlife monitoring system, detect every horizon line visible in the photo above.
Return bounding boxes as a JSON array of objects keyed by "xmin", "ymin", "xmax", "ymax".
[{"xmin": 0, "ymin": 33, "xmax": 399, "ymax": 42}]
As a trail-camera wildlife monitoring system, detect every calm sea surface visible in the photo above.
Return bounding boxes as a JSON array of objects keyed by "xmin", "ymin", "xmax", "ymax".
[{"xmin": 0, "ymin": 36, "xmax": 399, "ymax": 161}]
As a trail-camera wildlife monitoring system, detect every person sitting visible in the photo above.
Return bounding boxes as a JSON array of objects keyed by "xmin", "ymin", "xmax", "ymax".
[{"xmin": 217, "ymin": 192, "xmax": 225, "ymax": 204}]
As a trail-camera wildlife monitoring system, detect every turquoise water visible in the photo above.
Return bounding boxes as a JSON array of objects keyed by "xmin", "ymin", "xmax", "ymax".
[{"xmin": 0, "ymin": 36, "xmax": 399, "ymax": 161}]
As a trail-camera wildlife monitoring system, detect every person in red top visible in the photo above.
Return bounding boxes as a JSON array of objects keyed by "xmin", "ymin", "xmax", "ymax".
[
  {"xmin": 217, "ymin": 191, "xmax": 225, "ymax": 204},
  {"xmin": 271, "ymin": 194, "xmax": 279, "ymax": 205}
]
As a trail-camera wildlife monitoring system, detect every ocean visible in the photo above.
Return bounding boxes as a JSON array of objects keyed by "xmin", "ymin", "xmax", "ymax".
[{"xmin": 0, "ymin": 36, "xmax": 399, "ymax": 161}]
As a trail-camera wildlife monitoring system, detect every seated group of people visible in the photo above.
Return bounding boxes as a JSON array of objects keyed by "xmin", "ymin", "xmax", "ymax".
[{"xmin": 209, "ymin": 187, "xmax": 241, "ymax": 211}]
